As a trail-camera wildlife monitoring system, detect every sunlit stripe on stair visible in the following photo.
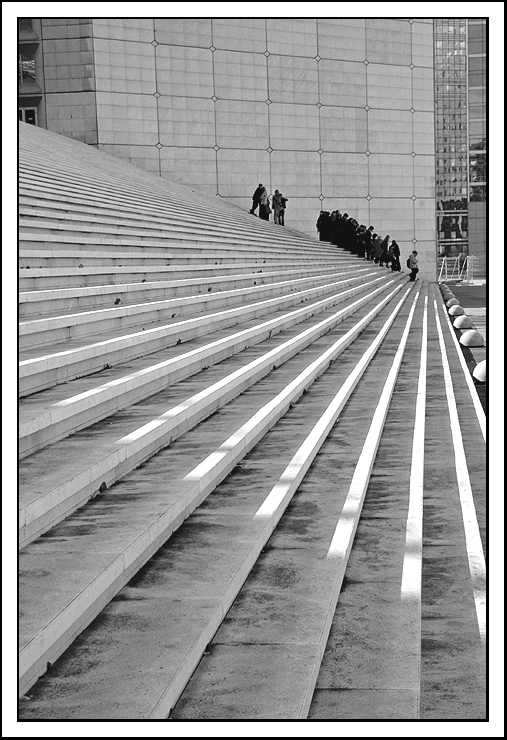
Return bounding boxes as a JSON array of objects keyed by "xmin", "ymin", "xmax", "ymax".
[{"xmin": 433, "ymin": 295, "xmax": 486, "ymax": 643}]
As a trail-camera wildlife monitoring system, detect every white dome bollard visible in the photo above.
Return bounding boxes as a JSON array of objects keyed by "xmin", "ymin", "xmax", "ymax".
[
  {"xmin": 448, "ymin": 305, "xmax": 465, "ymax": 316},
  {"xmin": 453, "ymin": 315, "xmax": 474, "ymax": 329},
  {"xmin": 473, "ymin": 360, "xmax": 486, "ymax": 383},
  {"xmin": 446, "ymin": 298, "xmax": 460, "ymax": 308},
  {"xmin": 459, "ymin": 330, "xmax": 485, "ymax": 347}
]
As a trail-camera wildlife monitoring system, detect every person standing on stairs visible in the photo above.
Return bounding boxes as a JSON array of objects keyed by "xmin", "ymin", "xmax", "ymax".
[
  {"xmin": 279, "ymin": 194, "xmax": 288, "ymax": 225},
  {"xmin": 272, "ymin": 189, "xmax": 283, "ymax": 224},
  {"xmin": 407, "ymin": 251, "xmax": 419, "ymax": 281},
  {"xmin": 258, "ymin": 187, "xmax": 271, "ymax": 221},
  {"xmin": 390, "ymin": 240, "xmax": 401, "ymax": 272},
  {"xmin": 250, "ymin": 183, "xmax": 264, "ymax": 215}
]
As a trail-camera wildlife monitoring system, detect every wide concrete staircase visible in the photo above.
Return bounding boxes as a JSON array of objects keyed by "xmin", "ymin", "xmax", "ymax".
[{"xmin": 18, "ymin": 122, "xmax": 486, "ymax": 721}]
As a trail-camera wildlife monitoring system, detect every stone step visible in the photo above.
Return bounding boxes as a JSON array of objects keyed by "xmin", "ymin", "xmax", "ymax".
[
  {"xmin": 18, "ymin": 258, "xmax": 353, "ymax": 290},
  {"xmin": 171, "ymin": 284, "xmax": 426, "ymax": 721},
  {"xmin": 19, "ymin": 275, "xmax": 390, "ymax": 458},
  {"xmin": 18, "ymin": 174, "xmax": 318, "ymax": 250},
  {"xmin": 19, "ymin": 275, "xmax": 388, "ymax": 397},
  {"xmin": 18, "ymin": 265, "xmax": 358, "ymax": 317},
  {"xmin": 19, "ymin": 279, "xmax": 403, "ymax": 548},
  {"xmin": 18, "ymin": 284, "xmax": 413, "ymax": 702},
  {"xmin": 17, "ymin": 199, "xmax": 323, "ymax": 249},
  {"xmin": 20, "ymin": 289, "xmax": 416, "ymax": 719}
]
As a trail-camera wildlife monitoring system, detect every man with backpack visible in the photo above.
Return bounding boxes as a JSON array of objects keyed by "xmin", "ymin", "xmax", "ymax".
[{"xmin": 407, "ymin": 251, "xmax": 419, "ymax": 281}]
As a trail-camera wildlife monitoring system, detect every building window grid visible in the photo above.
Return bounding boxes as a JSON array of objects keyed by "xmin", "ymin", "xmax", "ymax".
[{"xmin": 434, "ymin": 18, "xmax": 473, "ymax": 256}]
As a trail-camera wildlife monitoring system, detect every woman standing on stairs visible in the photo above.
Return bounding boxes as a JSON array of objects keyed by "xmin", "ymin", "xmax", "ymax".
[{"xmin": 258, "ymin": 187, "xmax": 271, "ymax": 221}]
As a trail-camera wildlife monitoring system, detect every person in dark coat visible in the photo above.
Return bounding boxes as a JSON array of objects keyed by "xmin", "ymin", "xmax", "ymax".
[
  {"xmin": 316, "ymin": 211, "xmax": 331, "ymax": 241},
  {"xmin": 365, "ymin": 226, "xmax": 375, "ymax": 260},
  {"xmin": 379, "ymin": 235, "xmax": 391, "ymax": 267},
  {"xmin": 373, "ymin": 234, "xmax": 382, "ymax": 263},
  {"xmin": 390, "ymin": 240, "xmax": 401, "ymax": 272},
  {"xmin": 250, "ymin": 183, "xmax": 264, "ymax": 215},
  {"xmin": 279, "ymin": 195, "xmax": 288, "ymax": 225}
]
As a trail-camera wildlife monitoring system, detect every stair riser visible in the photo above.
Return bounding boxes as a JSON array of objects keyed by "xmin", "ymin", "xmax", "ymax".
[
  {"xmin": 19, "ymin": 278, "xmax": 382, "ymax": 396},
  {"xmin": 19, "ymin": 268, "xmax": 358, "ymax": 318},
  {"xmin": 19, "ymin": 275, "xmax": 368, "ymax": 349}
]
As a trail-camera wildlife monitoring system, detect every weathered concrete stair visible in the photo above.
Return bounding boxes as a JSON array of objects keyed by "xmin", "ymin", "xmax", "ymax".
[{"xmin": 18, "ymin": 122, "xmax": 486, "ymax": 721}]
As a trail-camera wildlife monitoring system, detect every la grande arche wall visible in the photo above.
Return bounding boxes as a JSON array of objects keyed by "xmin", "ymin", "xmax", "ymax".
[{"xmin": 41, "ymin": 17, "xmax": 437, "ymax": 279}]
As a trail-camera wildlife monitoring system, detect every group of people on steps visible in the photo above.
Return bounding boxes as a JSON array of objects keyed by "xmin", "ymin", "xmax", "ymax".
[
  {"xmin": 316, "ymin": 209, "xmax": 419, "ymax": 282},
  {"xmin": 250, "ymin": 184, "xmax": 288, "ymax": 225}
]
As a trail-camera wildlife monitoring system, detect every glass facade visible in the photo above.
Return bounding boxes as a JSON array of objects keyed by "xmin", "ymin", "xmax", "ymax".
[
  {"xmin": 434, "ymin": 18, "xmax": 487, "ymax": 261},
  {"xmin": 434, "ymin": 19, "xmax": 468, "ymax": 257},
  {"xmin": 467, "ymin": 20, "xmax": 486, "ymax": 204}
]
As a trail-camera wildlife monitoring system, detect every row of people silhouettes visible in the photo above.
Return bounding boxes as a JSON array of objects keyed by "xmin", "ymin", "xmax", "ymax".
[
  {"xmin": 316, "ymin": 210, "xmax": 405, "ymax": 274},
  {"xmin": 250, "ymin": 185, "xmax": 288, "ymax": 224}
]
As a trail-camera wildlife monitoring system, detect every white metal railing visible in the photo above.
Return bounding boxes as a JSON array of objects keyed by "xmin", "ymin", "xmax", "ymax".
[{"xmin": 438, "ymin": 255, "xmax": 477, "ymax": 284}]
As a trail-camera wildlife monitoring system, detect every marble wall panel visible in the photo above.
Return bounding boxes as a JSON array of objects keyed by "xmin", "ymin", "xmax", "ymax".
[
  {"xmin": 266, "ymin": 19, "xmax": 318, "ymax": 58},
  {"xmin": 155, "ymin": 18, "xmax": 212, "ymax": 48},
  {"xmin": 45, "ymin": 90, "xmax": 97, "ymax": 144},
  {"xmin": 366, "ymin": 19, "xmax": 412, "ymax": 65},
  {"xmin": 92, "ymin": 18, "xmax": 154, "ymax": 43},
  {"xmin": 369, "ymin": 154, "xmax": 415, "ymax": 198},
  {"xmin": 368, "ymin": 198, "xmax": 415, "ymax": 242},
  {"xmin": 212, "ymin": 18, "xmax": 266, "ymax": 53},
  {"xmin": 414, "ymin": 198, "xmax": 437, "ymax": 240},
  {"xmin": 320, "ymin": 107, "xmax": 368, "ymax": 153},
  {"xmin": 321, "ymin": 153, "xmax": 369, "ymax": 198},
  {"xmin": 411, "ymin": 22, "xmax": 435, "ymax": 68},
  {"xmin": 412, "ymin": 68, "xmax": 435, "ymax": 111},
  {"xmin": 160, "ymin": 146, "xmax": 218, "ymax": 194},
  {"xmin": 366, "ymin": 64, "xmax": 412, "ymax": 110},
  {"xmin": 215, "ymin": 100, "xmax": 269, "ymax": 150},
  {"xmin": 413, "ymin": 111, "xmax": 435, "ymax": 155},
  {"xmin": 270, "ymin": 151, "xmax": 321, "ymax": 198},
  {"xmin": 269, "ymin": 103, "xmax": 320, "ymax": 151},
  {"xmin": 367, "ymin": 110, "xmax": 414, "ymax": 154},
  {"xmin": 217, "ymin": 149, "xmax": 270, "ymax": 195},
  {"xmin": 155, "ymin": 45, "xmax": 213, "ymax": 98},
  {"xmin": 267, "ymin": 56, "xmax": 319, "ymax": 105},
  {"xmin": 158, "ymin": 97, "xmax": 216, "ymax": 148},
  {"xmin": 319, "ymin": 60, "xmax": 367, "ymax": 108},
  {"xmin": 213, "ymin": 50, "xmax": 268, "ymax": 102},
  {"xmin": 317, "ymin": 19, "xmax": 366, "ymax": 62},
  {"xmin": 413, "ymin": 156, "xmax": 436, "ymax": 198},
  {"xmin": 93, "ymin": 38, "xmax": 156, "ymax": 95}
]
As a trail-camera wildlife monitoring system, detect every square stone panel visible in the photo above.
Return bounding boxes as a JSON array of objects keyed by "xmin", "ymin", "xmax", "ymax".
[
  {"xmin": 319, "ymin": 107, "xmax": 368, "ymax": 153},
  {"xmin": 317, "ymin": 18, "xmax": 366, "ymax": 62},
  {"xmin": 267, "ymin": 55, "xmax": 319, "ymax": 105},
  {"xmin": 212, "ymin": 18, "xmax": 266, "ymax": 53},
  {"xmin": 319, "ymin": 59, "xmax": 367, "ymax": 107},
  {"xmin": 213, "ymin": 49, "xmax": 268, "ymax": 102},
  {"xmin": 367, "ymin": 109, "xmax": 413, "ymax": 154},
  {"xmin": 217, "ymin": 148, "xmax": 270, "ymax": 195},
  {"xmin": 366, "ymin": 63, "xmax": 412, "ymax": 111},
  {"xmin": 266, "ymin": 18, "xmax": 317, "ymax": 58},
  {"xmin": 268, "ymin": 102, "xmax": 320, "ymax": 151},
  {"xmin": 270, "ymin": 150, "xmax": 321, "ymax": 197},
  {"xmin": 215, "ymin": 99, "xmax": 269, "ymax": 150},
  {"xmin": 154, "ymin": 18, "xmax": 212, "ymax": 48},
  {"xmin": 321, "ymin": 152, "xmax": 369, "ymax": 198},
  {"xmin": 92, "ymin": 18, "xmax": 154, "ymax": 43},
  {"xmin": 155, "ymin": 45, "xmax": 213, "ymax": 98},
  {"xmin": 366, "ymin": 19, "xmax": 411, "ymax": 65},
  {"xmin": 157, "ymin": 97, "xmax": 216, "ymax": 148},
  {"xmin": 160, "ymin": 146, "xmax": 217, "ymax": 194}
]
